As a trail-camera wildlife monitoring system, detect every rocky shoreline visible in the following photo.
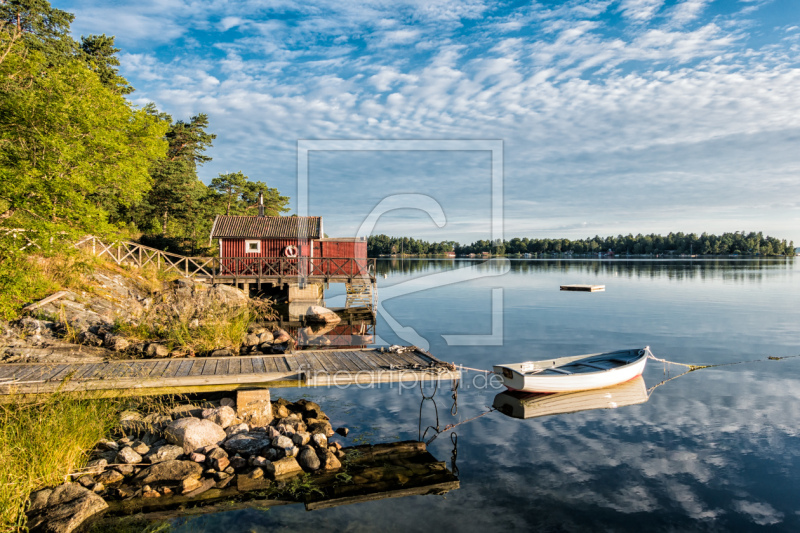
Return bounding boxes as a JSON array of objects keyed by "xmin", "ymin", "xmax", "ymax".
[
  {"xmin": 27, "ymin": 390, "xmax": 348, "ymax": 533},
  {"xmin": 0, "ymin": 266, "xmax": 312, "ymax": 365}
]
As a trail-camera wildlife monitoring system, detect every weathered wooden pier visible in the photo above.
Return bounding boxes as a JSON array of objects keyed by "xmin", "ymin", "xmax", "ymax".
[{"xmin": 0, "ymin": 348, "xmax": 460, "ymax": 395}]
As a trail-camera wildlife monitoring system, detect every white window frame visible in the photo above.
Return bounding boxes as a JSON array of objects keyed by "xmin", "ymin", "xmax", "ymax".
[{"xmin": 245, "ymin": 240, "xmax": 261, "ymax": 254}]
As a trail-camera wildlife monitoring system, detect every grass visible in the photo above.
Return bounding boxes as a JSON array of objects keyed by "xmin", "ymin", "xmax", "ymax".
[
  {"xmin": 0, "ymin": 392, "xmax": 187, "ymax": 533},
  {"xmin": 0, "ymin": 393, "xmax": 122, "ymax": 532}
]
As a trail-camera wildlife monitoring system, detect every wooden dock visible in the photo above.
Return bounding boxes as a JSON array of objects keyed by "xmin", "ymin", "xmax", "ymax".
[
  {"xmin": 560, "ymin": 284, "xmax": 606, "ymax": 292},
  {"xmin": 0, "ymin": 348, "xmax": 459, "ymax": 395}
]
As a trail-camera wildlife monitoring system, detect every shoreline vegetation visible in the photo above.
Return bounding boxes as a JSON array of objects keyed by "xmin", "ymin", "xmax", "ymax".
[{"xmin": 367, "ymin": 231, "xmax": 795, "ymax": 258}]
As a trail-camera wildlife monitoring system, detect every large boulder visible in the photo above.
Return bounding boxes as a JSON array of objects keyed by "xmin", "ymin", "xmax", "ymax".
[
  {"xmin": 26, "ymin": 483, "xmax": 108, "ymax": 533},
  {"xmin": 263, "ymin": 456, "xmax": 303, "ymax": 479},
  {"xmin": 164, "ymin": 418, "xmax": 226, "ymax": 453},
  {"xmin": 222, "ymin": 433, "xmax": 271, "ymax": 456},
  {"xmin": 134, "ymin": 460, "xmax": 203, "ymax": 486}
]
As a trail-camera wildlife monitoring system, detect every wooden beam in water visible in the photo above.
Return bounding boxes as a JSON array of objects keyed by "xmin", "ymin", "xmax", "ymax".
[{"xmin": 560, "ymin": 284, "xmax": 606, "ymax": 292}]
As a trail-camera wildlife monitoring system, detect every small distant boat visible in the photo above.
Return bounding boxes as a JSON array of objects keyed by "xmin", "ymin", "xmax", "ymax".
[
  {"xmin": 493, "ymin": 347, "xmax": 651, "ymax": 393},
  {"xmin": 493, "ymin": 376, "xmax": 648, "ymax": 420}
]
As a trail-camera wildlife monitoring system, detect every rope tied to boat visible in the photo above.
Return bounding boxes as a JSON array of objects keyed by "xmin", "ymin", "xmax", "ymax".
[{"xmin": 647, "ymin": 354, "xmax": 712, "ymax": 371}]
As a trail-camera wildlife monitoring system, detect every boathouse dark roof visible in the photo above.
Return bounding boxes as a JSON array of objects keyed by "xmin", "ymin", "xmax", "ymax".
[{"xmin": 210, "ymin": 216, "xmax": 322, "ymax": 239}]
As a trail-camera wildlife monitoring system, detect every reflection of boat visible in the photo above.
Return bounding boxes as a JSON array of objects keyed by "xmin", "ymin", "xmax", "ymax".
[
  {"xmin": 493, "ymin": 347, "xmax": 651, "ymax": 393},
  {"xmin": 493, "ymin": 375, "xmax": 648, "ymax": 419}
]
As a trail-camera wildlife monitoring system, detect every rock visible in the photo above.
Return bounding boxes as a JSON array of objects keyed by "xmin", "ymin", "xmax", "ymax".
[
  {"xmin": 184, "ymin": 477, "xmax": 216, "ymax": 497},
  {"xmin": 26, "ymin": 483, "xmax": 108, "ymax": 533},
  {"xmin": 243, "ymin": 334, "xmax": 260, "ymax": 346},
  {"xmin": 181, "ymin": 477, "xmax": 202, "ymax": 494},
  {"xmin": 142, "ymin": 413, "xmax": 172, "ymax": 432},
  {"xmin": 305, "ymin": 305, "xmax": 341, "ymax": 324},
  {"xmin": 28, "ymin": 488, "xmax": 52, "ymax": 512},
  {"xmin": 291, "ymin": 431, "xmax": 311, "ymax": 447},
  {"xmin": 258, "ymin": 342, "xmax": 273, "ymax": 352},
  {"xmin": 134, "ymin": 460, "xmax": 203, "ymax": 486},
  {"xmin": 103, "ymin": 334, "xmax": 129, "ymax": 352},
  {"xmin": 189, "ymin": 452, "xmax": 206, "ymax": 463},
  {"xmin": 311, "ymin": 433, "xmax": 327, "ymax": 449},
  {"xmin": 307, "ymin": 420, "xmax": 334, "ymax": 437},
  {"xmin": 95, "ymin": 439, "xmax": 118, "ymax": 452},
  {"xmin": 145, "ymin": 343, "xmax": 169, "ymax": 357},
  {"xmin": 84, "ymin": 458, "xmax": 107, "ymax": 475},
  {"xmin": 96, "ymin": 469, "xmax": 124, "ymax": 485},
  {"xmin": 297, "ymin": 446, "xmax": 321, "ymax": 471},
  {"xmin": 164, "ymin": 418, "xmax": 226, "ymax": 453},
  {"xmin": 264, "ymin": 448, "xmax": 279, "ymax": 461},
  {"xmin": 76, "ymin": 475, "xmax": 94, "ymax": 489},
  {"xmin": 318, "ymin": 449, "xmax": 342, "ymax": 471},
  {"xmin": 272, "ymin": 328, "xmax": 291, "ymax": 343},
  {"xmin": 225, "ymin": 423, "xmax": 249, "ymax": 437},
  {"xmin": 251, "ymin": 456, "xmax": 270, "ymax": 468},
  {"xmin": 223, "ymin": 433, "xmax": 271, "ymax": 456},
  {"xmin": 335, "ymin": 427, "xmax": 349, "ymax": 437},
  {"xmin": 272, "ymin": 435, "xmax": 293, "ymax": 449},
  {"xmin": 273, "ymin": 404, "xmax": 290, "ymax": 419},
  {"xmin": 263, "ymin": 456, "xmax": 303, "ymax": 479},
  {"xmin": 259, "ymin": 331, "xmax": 274, "ymax": 343},
  {"xmin": 91, "ymin": 483, "xmax": 104, "ymax": 494},
  {"xmin": 230, "ymin": 455, "xmax": 247, "ymax": 469},
  {"xmin": 236, "ymin": 389, "xmax": 273, "ymax": 427},
  {"xmin": 77, "ymin": 330, "xmax": 104, "ymax": 347},
  {"xmin": 142, "ymin": 488, "xmax": 160, "ymax": 498},
  {"xmin": 266, "ymin": 426, "xmax": 281, "ymax": 439},
  {"xmin": 284, "ymin": 446, "xmax": 299, "ymax": 458},
  {"xmin": 220, "ymin": 397, "xmax": 235, "ymax": 408},
  {"xmin": 210, "ymin": 348, "xmax": 232, "ymax": 357},
  {"xmin": 146, "ymin": 444, "xmax": 184, "ymax": 464},
  {"xmin": 115, "ymin": 447, "xmax": 142, "ymax": 465},
  {"xmin": 201, "ymin": 406, "xmax": 237, "ymax": 429},
  {"xmin": 206, "ymin": 447, "xmax": 228, "ymax": 460},
  {"xmin": 130, "ymin": 441, "xmax": 150, "ymax": 455},
  {"xmin": 209, "ymin": 456, "xmax": 230, "ymax": 471},
  {"xmin": 113, "ymin": 464, "xmax": 134, "ymax": 476}
]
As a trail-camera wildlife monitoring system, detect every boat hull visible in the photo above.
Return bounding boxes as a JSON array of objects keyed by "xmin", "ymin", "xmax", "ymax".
[{"xmin": 493, "ymin": 348, "xmax": 650, "ymax": 393}]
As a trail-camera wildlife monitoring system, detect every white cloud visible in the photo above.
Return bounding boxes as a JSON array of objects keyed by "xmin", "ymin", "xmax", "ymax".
[{"xmin": 618, "ymin": 0, "xmax": 665, "ymax": 22}]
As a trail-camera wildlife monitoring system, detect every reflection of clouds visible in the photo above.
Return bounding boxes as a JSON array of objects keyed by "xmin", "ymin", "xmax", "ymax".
[
  {"xmin": 734, "ymin": 500, "xmax": 784, "ymax": 526},
  {"xmin": 173, "ymin": 361, "xmax": 800, "ymax": 531}
]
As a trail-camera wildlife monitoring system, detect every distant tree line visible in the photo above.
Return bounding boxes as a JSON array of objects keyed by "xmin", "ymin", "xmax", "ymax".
[
  {"xmin": 368, "ymin": 235, "xmax": 457, "ymax": 256},
  {"xmin": 369, "ymin": 232, "xmax": 794, "ymax": 257}
]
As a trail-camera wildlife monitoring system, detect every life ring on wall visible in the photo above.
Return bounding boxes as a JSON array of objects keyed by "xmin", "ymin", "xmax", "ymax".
[{"xmin": 284, "ymin": 245, "xmax": 298, "ymax": 258}]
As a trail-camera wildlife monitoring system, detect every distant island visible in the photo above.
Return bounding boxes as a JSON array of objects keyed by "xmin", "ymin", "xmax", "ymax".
[{"xmin": 368, "ymin": 232, "xmax": 795, "ymax": 258}]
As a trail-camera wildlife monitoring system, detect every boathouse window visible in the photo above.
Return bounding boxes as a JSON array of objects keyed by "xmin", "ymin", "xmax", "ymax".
[{"xmin": 245, "ymin": 240, "xmax": 261, "ymax": 253}]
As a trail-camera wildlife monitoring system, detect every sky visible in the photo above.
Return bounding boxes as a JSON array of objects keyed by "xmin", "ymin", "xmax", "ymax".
[{"xmin": 58, "ymin": 0, "xmax": 800, "ymax": 245}]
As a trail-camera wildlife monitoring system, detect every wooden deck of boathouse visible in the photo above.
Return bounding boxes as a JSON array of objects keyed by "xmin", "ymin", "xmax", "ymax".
[{"xmin": 0, "ymin": 348, "xmax": 460, "ymax": 395}]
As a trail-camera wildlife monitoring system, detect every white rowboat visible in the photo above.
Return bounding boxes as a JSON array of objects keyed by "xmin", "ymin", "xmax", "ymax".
[{"xmin": 493, "ymin": 347, "xmax": 651, "ymax": 393}]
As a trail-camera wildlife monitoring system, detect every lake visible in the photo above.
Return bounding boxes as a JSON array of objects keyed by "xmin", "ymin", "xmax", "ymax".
[{"xmin": 171, "ymin": 258, "xmax": 800, "ymax": 532}]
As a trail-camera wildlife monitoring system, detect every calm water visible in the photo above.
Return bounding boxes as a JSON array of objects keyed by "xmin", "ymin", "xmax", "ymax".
[{"xmin": 173, "ymin": 258, "xmax": 800, "ymax": 532}]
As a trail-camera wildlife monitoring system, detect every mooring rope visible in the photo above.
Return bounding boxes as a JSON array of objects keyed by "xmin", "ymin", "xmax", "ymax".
[{"xmin": 647, "ymin": 353, "xmax": 800, "ymax": 371}]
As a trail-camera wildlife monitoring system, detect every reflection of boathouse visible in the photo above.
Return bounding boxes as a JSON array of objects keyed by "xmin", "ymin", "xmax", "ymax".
[{"xmin": 209, "ymin": 211, "xmax": 375, "ymax": 311}]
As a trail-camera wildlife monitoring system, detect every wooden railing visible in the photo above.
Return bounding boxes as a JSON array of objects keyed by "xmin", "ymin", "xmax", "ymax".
[{"xmin": 76, "ymin": 236, "xmax": 376, "ymax": 281}]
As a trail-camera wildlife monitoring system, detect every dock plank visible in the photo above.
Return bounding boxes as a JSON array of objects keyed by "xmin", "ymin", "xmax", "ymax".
[
  {"xmin": 0, "ymin": 346, "xmax": 460, "ymax": 395},
  {"xmin": 188, "ymin": 359, "xmax": 205, "ymax": 377},
  {"xmin": 201, "ymin": 359, "xmax": 218, "ymax": 376}
]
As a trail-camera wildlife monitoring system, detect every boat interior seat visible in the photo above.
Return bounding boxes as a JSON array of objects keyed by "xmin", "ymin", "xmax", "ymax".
[
  {"xmin": 610, "ymin": 358, "xmax": 633, "ymax": 365},
  {"xmin": 577, "ymin": 362, "xmax": 607, "ymax": 370},
  {"xmin": 547, "ymin": 367, "xmax": 573, "ymax": 375}
]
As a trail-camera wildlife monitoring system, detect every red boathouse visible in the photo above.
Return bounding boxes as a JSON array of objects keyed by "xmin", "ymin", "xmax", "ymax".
[{"xmin": 209, "ymin": 214, "xmax": 371, "ymax": 280}]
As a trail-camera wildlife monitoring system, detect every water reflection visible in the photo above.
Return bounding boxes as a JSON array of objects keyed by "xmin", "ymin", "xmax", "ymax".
[{"xmin": 492, "ymin": 376, "xmax": 648, "ymax": 420}]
